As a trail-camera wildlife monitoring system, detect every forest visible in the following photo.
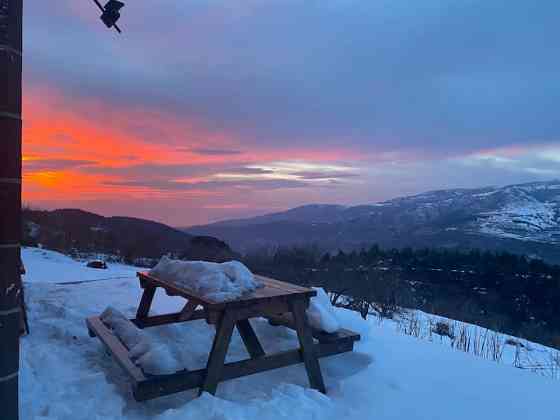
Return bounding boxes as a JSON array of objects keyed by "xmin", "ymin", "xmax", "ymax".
[{"xmin": 243, "ymin": 245, "xmax": 560, "ymax": 349}]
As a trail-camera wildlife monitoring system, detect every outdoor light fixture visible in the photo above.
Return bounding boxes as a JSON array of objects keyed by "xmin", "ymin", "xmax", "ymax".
[{"xmin": 93, "ymin": 0, "xmax": 125, "ymax": 33}]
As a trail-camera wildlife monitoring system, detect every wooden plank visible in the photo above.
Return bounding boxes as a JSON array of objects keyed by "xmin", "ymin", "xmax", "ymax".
[
  {"xmin": 136, "ymin": 285, "xmax": 156, "ymax": 319},
  {"xmin": 200, "ymin": 309, "xmax": 236, "ymax": 395},
  {"xmin": 86, "ymin": 316, "xmax": 146, "ymax": 384},
  {"xmin": 220, "ymin": 339, "xmax": 354, "ymax": 382},
  {"xmin": 133, "ymin": 339, "xmax": 355, "ymax": 401},
  {"xmin": 236, "ymin": 319, "xmax": 265, "ymax": 358},
  {"xmin": 255, "ymin": 275, "xmax": 314, "ymax": 294},
  {"xmin": 267, "ymin": 313, "xmax": 361, "ymax": 344},
  {"xmin": 179, "ymin": 300, "xmax": 199, "ymax": 321},
  {"xmin": 227, "ymin": 278, "xmax": 316, "ymax": 308},
  {"xmin": 207, "ymin": 299, "xmax": 292, "ymax": 324},
  {"xmin": 290, "ymin": 299, "xmax": 326, "ymax": 393},
  {"xmin": 131, "ymin": 309, "xmax": 207, "ymax": 329}
]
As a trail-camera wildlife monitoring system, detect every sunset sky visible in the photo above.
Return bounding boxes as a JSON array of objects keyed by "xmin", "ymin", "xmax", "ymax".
[{"xmin": 23, "ymin": 1, "xmax": 560, "ymax": 226}]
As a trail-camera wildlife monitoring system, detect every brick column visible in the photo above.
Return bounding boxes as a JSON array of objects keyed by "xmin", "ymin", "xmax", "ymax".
[{"xmin": 0, "ymin": 1, "xmax": 23, "ymax": 419}]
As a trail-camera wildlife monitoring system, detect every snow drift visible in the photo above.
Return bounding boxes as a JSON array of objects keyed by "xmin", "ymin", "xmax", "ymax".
[{"xmin": 307, "ymin": 288, "xmax": 340, "ymax": 333}]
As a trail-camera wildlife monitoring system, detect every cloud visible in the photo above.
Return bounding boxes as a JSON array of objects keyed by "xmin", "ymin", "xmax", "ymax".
[
  {"xmin": 25, "ymin": 1, "xmax": 560, "ymax": 156},
  {"xmin": 81, "ymin": 162, "xmax": 275, "ymax": 179},
  {"xmin": 20, "ymin": 1, "xmax": 560, "ymax": 225},
  {"xmin": 184, "ymin": 147, "xmax": 244, "ymax": 156},
  {"xmin": 23, "ymin": 158, "xmax": 97, "ymax": 172},
  {"xmin": 82, "ymin": 163, "xmax": 212, "ymax": 178},
  {"xmin": 217, "ymin": 167, "xmax": 275, "ymax": 176},
  {"xmin": 105, "ymin": 178, "xmax": 307, "ymax": 191},
  {"xmin": 292, "ymin": 171, "xmax": 360, "ymax": 180}
]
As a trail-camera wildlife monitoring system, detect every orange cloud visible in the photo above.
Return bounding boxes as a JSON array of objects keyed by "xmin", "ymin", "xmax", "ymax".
[{"xmin": 21, "ymin": 84, "xmax": 362, "ymax": 224}]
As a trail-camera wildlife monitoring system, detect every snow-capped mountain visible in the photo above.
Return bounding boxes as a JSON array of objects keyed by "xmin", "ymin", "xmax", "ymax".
[
  {"xmin": 186, "ymin": 181, "xmax": 560, "ymax": 262},
  {"xmin": 379, "ymin": 180, "xmax": 560, "ymax": 244}
]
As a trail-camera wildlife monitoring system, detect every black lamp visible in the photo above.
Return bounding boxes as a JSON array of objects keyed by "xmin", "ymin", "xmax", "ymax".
[{"xmin": 93, "ymin": 0, "xmax": 125, "ymax": 33}]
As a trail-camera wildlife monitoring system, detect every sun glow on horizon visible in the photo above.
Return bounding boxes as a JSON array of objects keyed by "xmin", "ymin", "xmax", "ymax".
[{"xmin": 21, "ymin": 85, "xmax": 363, "ymax": 223}]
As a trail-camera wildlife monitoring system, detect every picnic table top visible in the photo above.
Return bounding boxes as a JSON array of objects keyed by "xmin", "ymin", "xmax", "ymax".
[{"xmin": 137, "ymin": 271, "xmax": 317, "ymax": 309}]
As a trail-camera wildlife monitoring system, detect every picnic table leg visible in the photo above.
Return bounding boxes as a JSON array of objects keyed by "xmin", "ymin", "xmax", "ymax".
[
  {"xmin": 200, "ymin": 310, "xmax": 235, "ymax": 396},
  {"xmin": 20, "ymin": 286, "xmax": 29, "ymax": 335},
  {"xmin": 290, "ymin": 299, "xmax": 327, "ymax": 394},
  {"xmin": 236, "ymin": 319, "xmax": 265, "ymax": 358},
  {"xmin": 178, "ymin": 300, "xmax": 198, "ymax": 321},
  {"xmin": 136, "ymin": 285, "xmax": 156, "ymax": 321}
]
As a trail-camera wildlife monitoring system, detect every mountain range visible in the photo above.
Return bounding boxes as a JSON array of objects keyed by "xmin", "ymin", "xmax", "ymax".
[
  {"xmin": 22, "ymin": 208, "xmax": 235, "ymax": 264},
  {"xmin": 185, "ymin": 180, "xmax": 560, "ymax": 263}
]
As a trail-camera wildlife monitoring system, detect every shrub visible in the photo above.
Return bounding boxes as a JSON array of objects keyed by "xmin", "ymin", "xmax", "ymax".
[{"xmin": 432, "ymin": 321, "xmax": 454, "ymax": 339}]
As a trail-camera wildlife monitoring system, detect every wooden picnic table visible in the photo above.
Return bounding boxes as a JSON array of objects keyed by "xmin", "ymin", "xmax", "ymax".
[{"xmin": 86, "ymin": 271, "xmax": 360, "ymax": 401}]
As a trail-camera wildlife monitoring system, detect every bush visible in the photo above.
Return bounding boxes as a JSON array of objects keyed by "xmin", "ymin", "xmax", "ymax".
[{"xmin": 432, "ymin": 321, "xmax": 454, "ymax": 339}]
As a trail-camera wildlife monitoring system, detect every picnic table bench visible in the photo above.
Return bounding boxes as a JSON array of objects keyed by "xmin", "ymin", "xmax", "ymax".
[{"xmin": 86, "ymin": 271, "xmax": 360, "ymax": 401}]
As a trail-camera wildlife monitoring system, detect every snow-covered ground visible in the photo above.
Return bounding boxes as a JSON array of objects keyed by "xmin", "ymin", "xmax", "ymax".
[
  {"xmin": 20, "ymin": 248, "xmax": 557, "ymax": 419},
  {"xmin": 390, "ymin": 309, "xmax": 560, "ymax": 378},
  {"xmin": 22, "ymin": 247, "xmax": 139, "ymax": 284}
]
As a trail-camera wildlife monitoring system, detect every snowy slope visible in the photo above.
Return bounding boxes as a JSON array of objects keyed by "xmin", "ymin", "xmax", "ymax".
[
  {"xmin": 20, "ymin": 248, "xmax": 557, "ymax": 420},
  {"xmin": 22, "ymin": 247, "xmax": 139, "ymax": 284},
  {"xmin": 473, "ymin": 183, "xmax": 560, "ymax": 242}
]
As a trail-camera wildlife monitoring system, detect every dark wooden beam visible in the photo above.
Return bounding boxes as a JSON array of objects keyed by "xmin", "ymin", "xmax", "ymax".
[
  {"xmin": 136, "ymin": 285, "xmax": 156, "ymax": 319},
  {"xmin": 86, "ymin": 317, "xmax": 147, "ymax": 384},
  {"xmin": 0, "ymin": 1, "xmax": 23, "ymax": 418},
  {"xmin": 133, "ymin": 339, "xmax": 355, "ymax": 401},
  {"xmin": 267, "ymin": 314, "xmax": 360, "ymax": 344},
  {"xmin": 236, "ymin": 319, "xmax": 266, "ymax": 359},
  {"xmin": 178, "ymin": 300, "xmax": 199, "ymax": 322},
  {"xmin": 200, "ymin": 310, "xmax": 236, "ymax": 395},
  {"xmin": 130, "ymin": 309, "xmax": 207, "ymax": 329},
  {"xmin": 290, "ymin": 299, "xmax": 326, "ymax": 393}
]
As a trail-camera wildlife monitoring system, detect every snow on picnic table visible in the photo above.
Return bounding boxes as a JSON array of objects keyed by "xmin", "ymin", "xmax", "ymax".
[
  {"xmin": 21, "ymin": 248, "xmax": 556, "ymax": 420},
  {"xmin": 148, "ymin": 256, "xmax": 263, "ymax": 303}
]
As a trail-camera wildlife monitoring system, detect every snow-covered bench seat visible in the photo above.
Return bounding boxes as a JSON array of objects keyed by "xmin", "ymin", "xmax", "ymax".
[{"xmin": 86, "ymin": 271, "xmax": 360, "ymax": 402}]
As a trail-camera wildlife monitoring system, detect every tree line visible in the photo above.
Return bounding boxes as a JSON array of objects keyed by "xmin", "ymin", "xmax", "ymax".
[{"xmin": 243, "ymin": 245, "xmax": 560, "ymax": 349}]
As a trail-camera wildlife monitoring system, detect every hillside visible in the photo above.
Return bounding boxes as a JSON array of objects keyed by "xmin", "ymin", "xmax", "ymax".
[
  {"xmin": 185, "ymin": 181, "xmax": 560, "ymax": 262},
  {"xmin": 20, "ymin": 247, "xmax": 557, "ymax": 420},
  {"xmin": 23, "ymin": 208, "xmax": 236, "ymax": 264}
]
